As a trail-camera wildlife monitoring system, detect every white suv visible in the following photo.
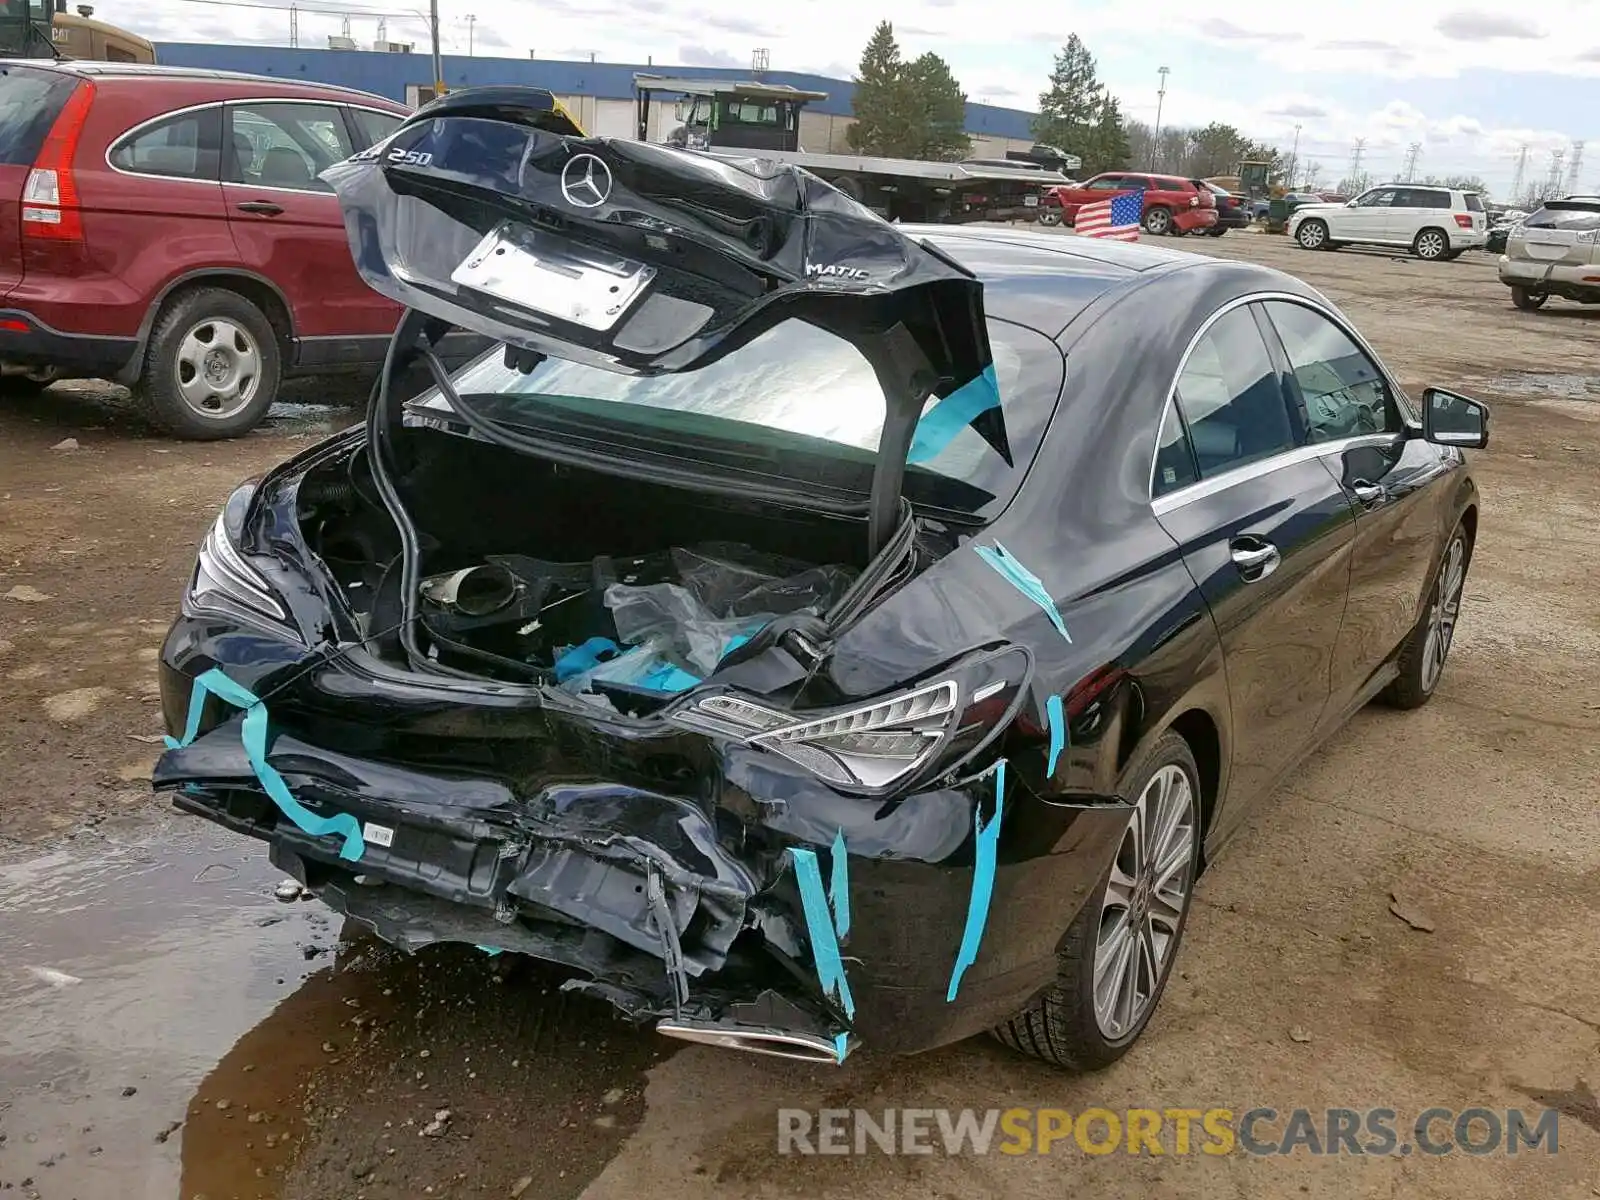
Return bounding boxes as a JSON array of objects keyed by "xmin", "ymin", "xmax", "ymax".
[{"xmin": 1289, "ymin": 184, "xmax": 1488, "ymax": 260}]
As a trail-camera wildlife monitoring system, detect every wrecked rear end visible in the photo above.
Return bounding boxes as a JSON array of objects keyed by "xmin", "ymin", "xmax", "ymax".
[{"xmin": 153, "ymin": 88, "xmax": 1126, "ymax": 1062}]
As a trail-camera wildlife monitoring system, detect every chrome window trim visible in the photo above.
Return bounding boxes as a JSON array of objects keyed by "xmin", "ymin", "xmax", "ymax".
[
  {"xmin": 1147, "ymin": 289, "xmax": 1414, "ymax": 506},
  {"xmin": 104, "ymin": 96, "xmax": 403, "ymax": 189}
]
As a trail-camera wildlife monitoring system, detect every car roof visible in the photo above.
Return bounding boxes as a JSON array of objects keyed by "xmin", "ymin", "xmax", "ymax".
[
  {"xmin": 901, "ymin": 224, "xmax": 1200, "ymax": 334},
  {"xmin": 0, "ymin": 58, "xmax": 397, "ymax": 105}
]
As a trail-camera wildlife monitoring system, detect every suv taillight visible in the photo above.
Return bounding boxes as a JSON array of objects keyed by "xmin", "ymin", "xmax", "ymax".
[
  {"xmin": 22, "ymin": 80, "xmax": 95, "ymax": 243},
  {"xmin": 1453, "ymin": 214, "xmax": 1473, "ymax": 230}
]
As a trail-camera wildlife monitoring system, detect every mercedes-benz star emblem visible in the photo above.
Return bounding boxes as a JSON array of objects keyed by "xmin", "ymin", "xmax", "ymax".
[{"xmin": 560, "ymin": 153, "xmax": 613, "ymax": 209}]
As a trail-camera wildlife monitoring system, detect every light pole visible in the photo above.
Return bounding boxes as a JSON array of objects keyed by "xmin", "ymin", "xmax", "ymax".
[
  {"xmin": 429, "ymin": 0, "xmax": 445, "ymax": 98},
  {"xmin": 1150, "ymin": 66, "xmax": 1169, "ymax": 170},
  {"xmin": 1289, "ymin": 123, "xmax": 1301, "ymax": 189}
]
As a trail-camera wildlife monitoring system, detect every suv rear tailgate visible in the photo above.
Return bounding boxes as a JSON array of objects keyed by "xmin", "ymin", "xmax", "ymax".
[{"xmin": 0, "ymin": 65, "xmax": 80, "ymax": 300}]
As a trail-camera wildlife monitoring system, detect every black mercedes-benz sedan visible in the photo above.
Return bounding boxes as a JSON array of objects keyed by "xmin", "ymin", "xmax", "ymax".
[{"xmin": 154, "ymin": 89, "xmax": 1490, "ymax": 1071}]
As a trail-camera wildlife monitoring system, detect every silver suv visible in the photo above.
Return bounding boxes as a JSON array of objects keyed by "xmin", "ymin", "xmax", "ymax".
[
  {"xmin": 1288, "ymin": 184, "xmax": 1488, "ymax": 259},
  {"xmin": 1498, "ymin": 196, "xmax": 1600, "ymax": 311}
]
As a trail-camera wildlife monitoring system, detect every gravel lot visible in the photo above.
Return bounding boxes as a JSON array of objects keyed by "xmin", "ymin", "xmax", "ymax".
[{"xmin": 1, "ymin": 230, "xmax": 1597, "ymax": 1200}]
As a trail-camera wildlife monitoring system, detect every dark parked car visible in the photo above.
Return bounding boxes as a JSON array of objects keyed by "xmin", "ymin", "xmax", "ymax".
[
  {"xmin": 155, "ymin": 90, "xmax": 1490, "ymax": 1071},
  {"xmin": 1199, "ymin": 181, "xmax": 1249, "ymax": 234}
]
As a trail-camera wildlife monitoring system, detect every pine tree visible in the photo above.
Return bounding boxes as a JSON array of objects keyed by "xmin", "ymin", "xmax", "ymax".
[
  {"xmin": 1082, "ymin": 93, "xmax": 1130, "ymax": 176},
  {"xmin": 848, "ymin": 21, "xmax": 910, "ymax": 155},
  {"xmin": 904, "ymin": 52, "xmax": 970, "ymax": 161},
  {"xmin": 1032, "ymin": 35, "xmax": 1103, "ymax": 158}
]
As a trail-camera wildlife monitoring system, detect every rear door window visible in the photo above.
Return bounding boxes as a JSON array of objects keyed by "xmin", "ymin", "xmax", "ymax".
[
  {"xmin": 351, "ymin": 107, "xmax": 403, "ymax": 149},
  {"xmin": 0, "ymin": 66, "xmax": 78, "ymax": 165},
  {"xmin": 1524, "ymin": 201, "xmax": 1600, "ymax": 230},
  {"xmin": 1463, "ymin": 193, "xmax": 1484, "ymax": 213},
  {"xmin": 227, "ymin": 102, "xmax": 354, "ymax": 193},
  {"xmin": 108, "ymin": 108, "xmax": 223, "ymax": 180},
  {"xmin": 1173, "ymin": 307, "xmax": 1296, "ymax": 476}
]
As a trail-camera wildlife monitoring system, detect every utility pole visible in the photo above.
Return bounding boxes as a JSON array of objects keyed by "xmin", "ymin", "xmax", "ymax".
[
  {"xmin": 429, "ymin": 0, "xmax": 445, "ymax": 98},
  {"xmin": 289, "ymin": 3, "xmax": 298, "ymax": 47},
  {"xmin": 1348, "ymin": 137, "xmax": 1365, "ymax": 191},
  {"xmin": 1403, "ymin": 142, "xmax": 1421, "ymax": 182},
  {"xmin": 1566, "ymin": 141, "xmax": 1584, "ymax": 193},
  {"xmin": 1150, "ymin": 66, "xmax": 1169, "ymax": 170},
  {"xmin": 1288, "ymin": 123, "xmax": 1302, "ymax": 188},
  {"xmin": 1510, "ymin": 143, "xmax": 1529, "ymax": 204},
  {"xmin": 1546, "ymin": 149, "xmax": 1565, "ymax": 198},
  {"xmin": 466, "ymin": 13, "xmax": 476, "ymax": 55}
]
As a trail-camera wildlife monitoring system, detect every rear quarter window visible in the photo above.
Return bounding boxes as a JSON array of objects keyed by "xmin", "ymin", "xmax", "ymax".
[
  {"xmin": 0, "ymin": 66, "xmax": 78, "ymax": 166},
  {"xmin": 1463, "ymin": 193, "xmax": 1484, "ymax": 212}
]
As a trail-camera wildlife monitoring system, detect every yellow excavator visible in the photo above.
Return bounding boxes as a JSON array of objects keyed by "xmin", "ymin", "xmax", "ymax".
[{"xmin": 1, "ymin": 0, "xmax": 155, "ymax": 62}]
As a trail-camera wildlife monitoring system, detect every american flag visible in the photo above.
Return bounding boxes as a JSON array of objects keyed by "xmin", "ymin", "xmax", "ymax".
[{"xmin": 1076, "ymin": 190, "xmax": 1143, "ymax": 241}]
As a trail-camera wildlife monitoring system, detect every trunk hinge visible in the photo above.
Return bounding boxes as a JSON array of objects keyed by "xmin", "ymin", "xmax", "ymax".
[{"xmin": 860, "ymin": 323, "xmax": 939, "ymax": 558}]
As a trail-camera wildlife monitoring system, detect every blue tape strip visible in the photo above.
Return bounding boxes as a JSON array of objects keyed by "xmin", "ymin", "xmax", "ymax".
[
  {"xmin": 552, "ymin": 636, "xmax": 621, "ymax": 682},
  {"xmin": 476, "ymin": 945, "xmax": 504, "ymax": 956},
  {"xmin": 946, "ymin": 759, "xmax": 1007, "ymax": 1003},
  {"xmin": 834, "ymin": 1032, "xmax": 850, "ymax": 1063},
  {"xmin": 974, "ymin": 542, "xmax": 1072, "ymax": 644},
  {"xmin": 1046, "ymin": 695, "xmax": 1066, "ymax": 776},
  {"xmin": 165, "ymin": 667, "xmax": 366, "ymax": 863},
  {"xmin": 635, "ymin": 662, "xmax": 702, "ymax": 693},
  {"xmin": 907, "ymin": 364, "xmax": 1001, "ymax": 465},
  {"xmin": 828, "ymin": 827, "xmax": 851, "ymax": 941},
  {"xmin": 789, "ymin": 846, "xmax": 856, "ymax": 1020}
]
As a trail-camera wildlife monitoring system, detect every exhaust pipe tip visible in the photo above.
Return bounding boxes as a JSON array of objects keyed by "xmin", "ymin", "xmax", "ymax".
[{"xmin": 656, "ymin": 1019, "xmax": 850, "ymax": 1064}]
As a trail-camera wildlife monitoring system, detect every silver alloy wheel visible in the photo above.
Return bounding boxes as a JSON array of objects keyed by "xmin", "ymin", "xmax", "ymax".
[
  {"xmin": 1145, "ymin": 208, "xmax": 1171, "ymax": 234},
  {"xmin": 1092, "ymin": 763, "xmax": 1196, "ymax": 1040},
  {"xmin": 1297, "ymin": 220, "xmax": 1326, "ymax": 249},
  {"xmin": 174, "ymin": 317, "xmax": 262, "ymax": 420},
  {"xmin": 1416, "ymin": 230, "xmax": 1446, "ymax": 259},
  {"xmin": 1420, "ymin": 535, "xmax": 1466, "ymax": 693}
]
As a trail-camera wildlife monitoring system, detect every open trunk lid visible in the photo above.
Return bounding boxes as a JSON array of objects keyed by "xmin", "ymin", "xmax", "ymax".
[{"xmin": 321, "ymin": 86, "xmax": 1001, "ymax": 533}]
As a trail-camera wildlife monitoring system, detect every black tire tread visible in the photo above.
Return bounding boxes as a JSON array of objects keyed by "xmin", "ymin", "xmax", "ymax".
[
  {"xmin": 991, "ymin": 731, "xmax": 1202, "ymax": 1071},
  {"xmin": 1380, "ymin": 525, "xmax": 1471, "ymax": 709},
  {"xmin": 135, "ymin": 286, "xmax": 282, "ymax": 440}
]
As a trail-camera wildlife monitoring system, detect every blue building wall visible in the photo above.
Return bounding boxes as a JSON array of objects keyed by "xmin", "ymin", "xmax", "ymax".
[{"xmin": 152, "ymin": 43, "xmax": 1037, "ymax": 142}]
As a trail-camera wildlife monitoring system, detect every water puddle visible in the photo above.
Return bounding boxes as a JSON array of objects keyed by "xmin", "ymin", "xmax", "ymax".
[{"xmin": 0, "ymin": 818, "xmax": 664, "ymax": 1200}]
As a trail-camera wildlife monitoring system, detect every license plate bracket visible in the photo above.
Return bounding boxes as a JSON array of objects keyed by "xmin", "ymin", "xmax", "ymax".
[{"xmin": 450, "ymin": 221, "xmax": 657, "ymax": 331}]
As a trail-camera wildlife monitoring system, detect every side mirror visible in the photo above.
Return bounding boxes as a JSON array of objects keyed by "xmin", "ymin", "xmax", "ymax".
[
  {"xmin": 1422, "ymin": 387, "xmax": 1489, "ymax": 449},
  {"xmin": 1346, "ymin": 198, "xmax": 1359, "ymax": 207}
]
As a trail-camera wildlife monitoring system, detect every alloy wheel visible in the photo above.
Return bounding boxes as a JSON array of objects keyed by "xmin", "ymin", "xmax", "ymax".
[
  {"xmin": 175, "ymin": 317, "xmax": 262, "ymax": 420},
  {"xmin": 1297, "ymin": 221, "xmax": 1326, "ymax": 249},
  {"xmin": 1092, "ymin": 763, "xmax": 1196, "ymax": 1040},
  {"xmin": 1416, "ymin": 230, "xmax": 1446, "ymax": 260},
  {"xmin": 1419, "ymin": 535, "xmax": 1466, "ymax": 693},
  {"xmin": 1145, "ymin": 208, "xmax": 1171, "ymax": 235}
]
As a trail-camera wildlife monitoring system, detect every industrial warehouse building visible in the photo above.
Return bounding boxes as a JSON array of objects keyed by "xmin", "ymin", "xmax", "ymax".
[{"xmin": 152, "ymin": 43, "xmax": 1040, "ymax": 158}]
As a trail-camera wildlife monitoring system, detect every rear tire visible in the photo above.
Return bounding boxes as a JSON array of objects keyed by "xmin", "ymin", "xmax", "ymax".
[
  {"xmin": 1412, "ymin": 227, "xmax": 1449, "ymax": 260},
  {"xmin": 992, "ymin": 732, "xmax": 1201, "ymax": 1070},
  {"xmin": 1142, "ymin": 206, "xmax": 1173, "ymax": 235},
  {"xmin": 1510, "ymin": 286, "xmax": 1548, "ymax": 311},
  {"xmin": 1380, "ymin": 523, "xmax": 1471, "ymax": 709},
  {"xmin": 1207, "ymin": 226, "xmax": 1228, "ymax": 237},
  {"xmin": 1037, "ymin": 207, "xmax": 1062, "ymax": 227},
  {"xmin": 1295, "ymin": 218, "xmax": 1329, "ymax": 250},
  {"xmin": 136, "ymin": 288, "xmax": 282, "ymax": 440}
]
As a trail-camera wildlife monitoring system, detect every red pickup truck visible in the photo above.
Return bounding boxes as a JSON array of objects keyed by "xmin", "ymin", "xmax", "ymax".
[{"xmin": 1040, "ymin": 172, "xmax": 1218, "ymax": 236}]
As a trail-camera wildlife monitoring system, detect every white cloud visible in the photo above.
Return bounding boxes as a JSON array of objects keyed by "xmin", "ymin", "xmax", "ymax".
[{"xmin": 122, "ymin": 0, "xmax": 1599, "ymax": 193}]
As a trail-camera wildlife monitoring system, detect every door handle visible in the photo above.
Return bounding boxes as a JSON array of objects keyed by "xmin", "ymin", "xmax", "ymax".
[
  {"xmin": 235, "ymin": 201, "xmax": 284, "ymax": 216},
  {"xmin": 1350, "ymin": 479, "xmax": 1387, "ymax": 506},
  {"xmin": 1229, "ymin": 539, "xmax": 1280, "ymax": 582}
]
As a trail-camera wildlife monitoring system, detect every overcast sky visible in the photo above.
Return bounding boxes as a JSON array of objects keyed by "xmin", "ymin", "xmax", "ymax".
[{"xmin": 146, "ymin": 0, "xmax": 1600, "ymax": 196}]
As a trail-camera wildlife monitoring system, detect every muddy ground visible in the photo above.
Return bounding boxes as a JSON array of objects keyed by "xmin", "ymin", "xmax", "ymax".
[{"xmin": 1, "ymin": 232, "xmax": 1597, "ymax": 1200}]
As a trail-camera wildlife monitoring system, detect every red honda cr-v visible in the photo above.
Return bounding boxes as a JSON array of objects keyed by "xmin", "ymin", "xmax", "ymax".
[{"xmin": 0, "ymin": 61, "xmax": 447, "ymax": 438}]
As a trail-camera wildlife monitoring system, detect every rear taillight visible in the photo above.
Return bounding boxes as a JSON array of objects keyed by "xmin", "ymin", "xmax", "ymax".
[
  {"xmin": 1453, "ymin": 214, "xmax": 1473, "ymax": 230},
  {"xmin": 22, "ymin": 81, "xmax": 95, "ymax": 243}
]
